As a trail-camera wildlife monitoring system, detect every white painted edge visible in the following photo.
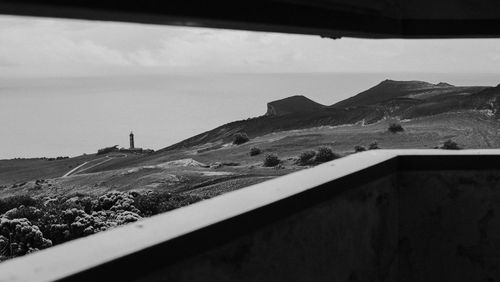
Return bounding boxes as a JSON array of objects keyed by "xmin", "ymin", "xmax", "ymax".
[{"xmin": 1, "ymin": 149, "xmax": 500, "ymax": 282}]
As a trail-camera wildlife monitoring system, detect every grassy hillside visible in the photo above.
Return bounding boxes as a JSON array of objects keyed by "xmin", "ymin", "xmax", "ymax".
[
  {"xmin": 331, "ymin": 80, "xmax": 486, "ymax": 108},
  {"xmin": 0, "ymin": 155, "xmax": 94, "ymax": 186},
  {"xmin": 0, "ymin": 153, "xmax": 144, "ymax": 187}
]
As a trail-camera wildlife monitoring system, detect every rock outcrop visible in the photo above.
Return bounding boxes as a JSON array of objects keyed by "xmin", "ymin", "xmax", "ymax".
[{"xmin": 266, "ymin": 95, "xmax": 325, "ymax": 116}]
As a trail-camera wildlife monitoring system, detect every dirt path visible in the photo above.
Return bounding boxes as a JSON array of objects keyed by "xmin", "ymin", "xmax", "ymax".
[
  {"xmin": 62, "ymin": 162, "xmax": 90, "ymax": 177},
  {"xmin": 62, "ymin": 154, "xmax": 127, "ymax": 177}
]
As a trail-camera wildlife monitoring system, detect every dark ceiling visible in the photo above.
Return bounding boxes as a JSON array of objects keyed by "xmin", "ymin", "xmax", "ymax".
[{"xmin": 1, "ymin": 0, "xmax": 500, "ymax": 38}]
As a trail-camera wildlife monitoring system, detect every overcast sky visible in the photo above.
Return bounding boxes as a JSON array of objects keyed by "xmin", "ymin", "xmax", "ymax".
[{"xmin": 2, "ymin": 15, "xmax": 500, "ymax": 76}]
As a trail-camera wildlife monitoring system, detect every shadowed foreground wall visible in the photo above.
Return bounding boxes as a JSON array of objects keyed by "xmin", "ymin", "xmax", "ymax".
[
  {"xmin": 138, "ymin": 175, "xmax": 400, "ymax": 282},
  {"xmin": 138, "ymin": 169, "xmax": 500, "ymax": 282},
  {"xmin": 399, "ymin": 170, "xmax": 500, "ymax": 282}
]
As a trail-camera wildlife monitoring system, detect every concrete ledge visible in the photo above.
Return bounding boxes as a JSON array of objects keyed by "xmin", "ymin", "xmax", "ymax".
[
  {"xmin": 1, "ymin": 149, "xmax": 500, "ymax": 281},
  {"xmin": 2, "ymin": 1, "xmax": 500, "ymax": 38}
]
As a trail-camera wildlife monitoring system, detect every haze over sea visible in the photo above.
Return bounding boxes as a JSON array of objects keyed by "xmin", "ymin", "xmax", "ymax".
[{"xmin": 1, "ymin": 72, "xmax": 499, "ymax": 159}]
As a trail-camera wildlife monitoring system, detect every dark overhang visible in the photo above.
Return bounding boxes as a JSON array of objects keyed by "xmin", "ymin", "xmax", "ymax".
[{"xmin": 0, "ymin": 0, "xmax": 500, "ymax": 38}]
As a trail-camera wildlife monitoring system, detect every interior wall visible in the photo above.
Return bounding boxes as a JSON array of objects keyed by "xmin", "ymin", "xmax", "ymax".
[
  {"xmin": 398, "ymin": 170, "xmax": 500, "ymax": 282},
  {"xmin": 134, "ymin": 169, "xmax": 500, "ymax": 282},
  {"xmin": 137, "ymin": 174, "xmax": 399, "ymax": 282}
]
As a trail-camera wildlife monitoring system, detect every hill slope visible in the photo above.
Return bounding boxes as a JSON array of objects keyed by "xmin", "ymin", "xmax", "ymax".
[
  {"xmin": 163, "ymin": 80, "xmax": 495, "ymax": 150},
  {"xmin": 266, "ymin": 95, "xmax": 326, "ymax": 116},
  {"xmin": 329, "ymin": 80, "xmax": 485, "ymax": 108}
]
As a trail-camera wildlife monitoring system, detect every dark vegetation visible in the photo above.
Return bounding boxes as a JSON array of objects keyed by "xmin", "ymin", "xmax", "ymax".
[
  {"xmin": 368, "ymin": 141, "xmax": 380, "ymax": 150},
  {"xmin": 315, "ymin": 147, "xmax": 339, "ymax": 163},
  {"xmin": 298, "ymin": 150, "xmax": 316, "ymax": 165},
  {"xmin": 440, "ymin": 139, "xmax": 461, "ymax": 150},
  {"xmin": 388, "ymin": 123, "xmax": 404, "ymax": 133},
  {"xmin": 354, "ymin": 145, "xmax": 367, "ymax": 152},
  {"xmin": 9, "ymin": 156, "xmax": 69, "ymax": 161},
  {"xmin": 249, "ymin": 147, "xmax": 261, "ymax": 156},
  {"xmin": 297, "ymin": 147, "xmax": 340, "ymax": 166},
  {"xmin": 44, "ymin": 156, "xmax": 70, "ymax": 161},
  {"xmin": 354, "ymin": 142, "xmax": 379, "ymax": 152},
  {"xmin": 0, "ymin": 191, "xmax": 205, "ymax": 262},
  {"xmin": 97, "ymin": 145, "xmax": 119, "ymax": 155},
  {"xmin": 263, "ymin": 154, "xmax": 281, "ymax": 167},
  {"xmin": 232, "ymin": 133, "xmax": 250, "ymax": 145}
]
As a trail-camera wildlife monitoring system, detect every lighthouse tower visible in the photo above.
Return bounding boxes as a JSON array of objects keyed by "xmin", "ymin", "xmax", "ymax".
[{"xmin": 129, "ymin": 132, "xmax": 135, "ymax": 149}]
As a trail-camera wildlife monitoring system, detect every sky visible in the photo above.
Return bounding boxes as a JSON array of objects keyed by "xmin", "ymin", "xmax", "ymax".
[
  {"xmin": 1, "ymin": 15, "xmax": 500, "ymax": 158},
  {"xmin": 3, "ymin": 15, "xmax": 500, "ymax": 75}
]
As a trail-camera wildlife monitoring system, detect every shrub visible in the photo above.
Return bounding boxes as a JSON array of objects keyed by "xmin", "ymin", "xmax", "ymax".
[
  {"xmin": 3, "ymin": 205, "xmax": 43, "ymax": 221},
  {"xmin": 368, "ymin": 141, "xmax": 379, "ymax": 150},
  {"xmin": 263, "ymin": 154, "xmax": 280, "ymax": 167},
  {"xmin": 97, "ymin": 145, "xmax": 119, "ymax": 155},
  {"xmin": 0, "ymin": 190, "xmax": 207, "ymax": 262},
  {"xmin": 441, "ymin": 139, "xmax": 460, "ymax": 150},
  {"xmin": 0, "ymin": 195, "xmax": 40, "ymax": 214},
  {"xmin": 233, "ymin": 132, "xmax": 249, "ymax": 145},
  {"xmin": 249, "ymin": 147, "xmax": 261, "ymax": 156},
  {"xmin": 388, "ymin": 123, "xmax": 404, "ymax": 133},
  {"xmin": 60, "ymin": 208, "xmax": 141, "ymax": 238},
  {"xmin": 315, "ymin": 147, "xmax": 339, "ymax": 163},
  {"xmin": 133, "ymin": 191, "xmax": 206, "ymax": 216},
  {"xmin": 0, "ymin": 218, "xmax": 52, "ymax": 260},
  {"xmin": 274, "ymin": 164, "xmax": 285, "ymax": 170},
  {"xmin": 354, "ymin": 145, "xmax": 367, "ymax": 152},
  {"xmin": 298, "ymin": 150, "xmax": 316, "ymax": 165},
  {"xmin": 95, "ymin": 191, "xmax": 140, "ymax": 213},
  {"xmin": 133, "ymin": 192, "xmax": 172, "ymax": 217}
]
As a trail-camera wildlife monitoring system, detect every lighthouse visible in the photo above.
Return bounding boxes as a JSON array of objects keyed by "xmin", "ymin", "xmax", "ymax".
[{"xmin": 129, "ymin": 131, "xmax": 135, "ymax": 149}]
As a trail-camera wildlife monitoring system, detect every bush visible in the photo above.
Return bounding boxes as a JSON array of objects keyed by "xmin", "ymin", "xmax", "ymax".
[
  {"xmin": 97, "ymin": 145, "xmax": 119, "ymax": 155},
  {"xmin": 249, "ymin": 147, "xmax": 261, "ymax": 156},
  {"xmin": 0, "ymin": 190, "xmax": 210, "ymax": 262},
  {"xmin": 368, "ymin": 141, "xmax": 379, "ymax": 150},
  {"xmin": 133, "ymin": 191, "xmax": 206, "ymax": 216},
  {"xmin": 133, "ymin": 192, "xmax": 173, "ymax": 217},
  {"xmin": 315, "ymin": 147, "xmax": 339, "ymax": 163},
  {"xmin": 0, "ymin": 218, "xmax": 52, "ymax": 260},
  {"xmin": 388, "ymin": 123, "xmax": 404, "ymax": 133},
  {"xmin": 354, "ymin": 145, "xmax": 367, "ymax": 152},
  {"xmin": 95, "ymin": 191, "xmax": 140, "ymax": 213},
  {"xmin": 298, "ymin": 150, "xmax": 316, "ymax": 165},
  {"xmin": 233, "ymin": 132, "xmax": 249, "ymax": 145},
  {"xmin": 3, "ymin": 205, "xmax": 43, "ymax": 221},
  {"xmin": 0, "ymin": 195, "xmax": 40, "ymax": 214},
  {"xmin": 263, "ymin": 154, "xmax": 280, "ymax": 167},
  {"xmin": 441, "ymin": 139, "xmax": 460, "ymax": 150}
]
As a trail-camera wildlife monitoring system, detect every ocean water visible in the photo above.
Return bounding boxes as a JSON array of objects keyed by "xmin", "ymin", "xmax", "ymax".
[{"xmin": 1, "ymin": 72, "xmax": 499, "ymax": 159}]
